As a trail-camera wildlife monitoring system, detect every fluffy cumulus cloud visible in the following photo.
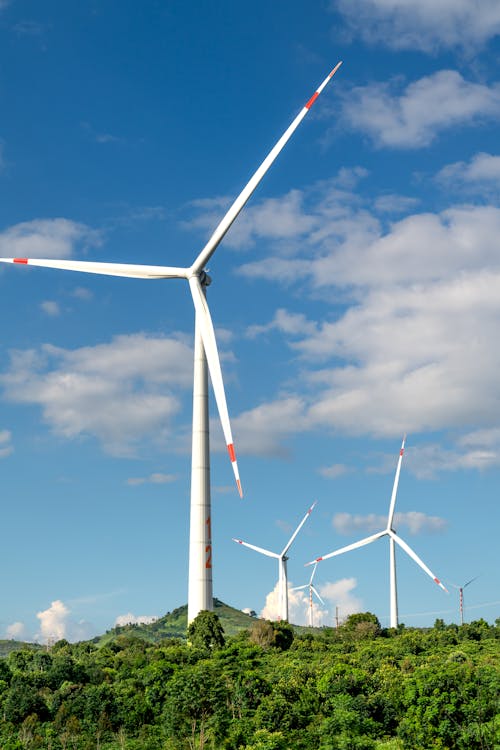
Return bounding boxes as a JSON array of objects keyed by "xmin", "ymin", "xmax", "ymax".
[
  {"xmin": 36, "ymin": 600, "xmax": 93, "ymax": 643},
  {"xmin": 260, "ymin": 576, "xmax": 361, "ymax": 625},
  {"xmin": 0, "ymin": 428, "xmax": 13, "ymax": 458},
  {"xmin": 195, "ymin": 168, "xmax": 500, "ymax": 459},
  {"xmin": 260, "ymin": 580, "xmax": 329, "ymax": 626},
  {"xmin": 0, "ymin": 332, "xmax": 193, "ymax": 456},
  {"xmin": 340, "ymin": 71, "xmax": 500, "ymax": 149},
  {"xmin": 0, "ymin": 218, "xmax": 101, "ymax": 259},
  {"xmin": 333, "ymin": 0, "xmax": 500, "ymax": 52},
  {"xmin": 318, "ymin": 578, "xmax": 363, "ymax": 623},
  {"xmin": 333, "ymin": 511, "xmax": 447, "ymax": 535}
]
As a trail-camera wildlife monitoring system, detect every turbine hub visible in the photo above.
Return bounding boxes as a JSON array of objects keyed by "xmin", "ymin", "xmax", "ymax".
[{"xmin": 199, "ymin": 270, "xmax": 212, "ymax": 288}]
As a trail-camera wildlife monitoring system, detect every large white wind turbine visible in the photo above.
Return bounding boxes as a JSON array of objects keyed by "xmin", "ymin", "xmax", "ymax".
[
  {"xmin": 233, "ymin": 501, "xmax": 317, "ymax": 622},
  {"xmin": 291, "ymin": 562, "xmax": 325, "ymax": 627},
  {"xmin": 0, "ymin": 65, "xmax": 342, "ymax": 624},
  {"xmin": 306, "ymin": 437, "xmax": 447, "ymax": 628},
  {"xmin": 451, "ymin": 576, "xmax": 478, "ymax": 626}
]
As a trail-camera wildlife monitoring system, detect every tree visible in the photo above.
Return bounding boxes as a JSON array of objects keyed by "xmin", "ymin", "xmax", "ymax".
[{"xmin": 187, "ymin": 611, "xmax": 225, "ymax": 651}]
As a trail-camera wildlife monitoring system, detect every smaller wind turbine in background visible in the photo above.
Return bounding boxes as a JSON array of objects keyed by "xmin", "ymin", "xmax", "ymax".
[
  {"xmin": 291, "ymin": 562, "xmax": 325, "ymax": 627},
  {"xmin": 233, "ymin": 501, "xmax": 317, "ymax": 622},
  {"xmin": 306, "ymin": 437, "xmax": 448, "ymax": 628},
  {"xmin": 451, "ymin": 576, "xmax": 479, "ymax": 625}
]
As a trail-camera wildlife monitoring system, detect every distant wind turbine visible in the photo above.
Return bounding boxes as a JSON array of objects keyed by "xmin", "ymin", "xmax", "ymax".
[
  {"xmin": 451, "ymin": 576, "xmax": 478, "ymax": 625},
  {"xmin": 233, "ymin": 501, "xmax": 317, "ymax": 622},
  {"xmin": 306, "ymin": 437, "xmax": 447, "ymax": 628},
  {"xmin": 0, "ymin": 64, "xmax": 342, "ymax": 624},
  {"xmin": 291, "ymin": 562, "xmax": 325, "ymax": 627}
]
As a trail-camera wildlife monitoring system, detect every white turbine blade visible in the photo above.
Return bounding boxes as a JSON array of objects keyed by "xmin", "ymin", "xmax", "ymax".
[
  {"xmin": 281, "ymin": 500, "xmax": 317, "ymax": 557},
  {"xmin": 309, "ymin": 562, "xmax": 319, "ymax": 585},
  {"xmin": 290, "ymin": 583, "xmax": 309, "ymax": 592},
  {"xmin": 311, "ymin": 585, "xmax": 325, "ymax": 606},
  {"xmin": 232, "ymin": 538, "xmax": 279, "ymax": 559},
  {"xmin": 305, "ymin": 530, "xmax": 386, "ymax": 566},
  {"xmin": 390, "ymin": 531, "xmax": 448, "ymax": 592},
  {"xmin": 387, "ymin": 435, "xmax": 406, "ymax": 529},
  {"xmin": 0, "ymin": 257, "xmax": 188, "ymax": 279},
  {"xmin": 190, "ymin": 63, "xmax": 343, "ymax": 274},
  {"xmin": 189, "ymin": 275, "xmax": 242, "ymax": 497}
]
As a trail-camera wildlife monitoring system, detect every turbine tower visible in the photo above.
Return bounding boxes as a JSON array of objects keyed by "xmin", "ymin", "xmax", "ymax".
[
  {"xmin": 307, "ymin": 437, "xmax": 447, "ymax": 628},
  {"xmin": 291, "ymin": 562, "xmax": 325, "ymax": 627},
  {"xmin": 451, "ymin": 576, "xmax": 478, "ymax": 625},
  {"xmin": 0, "ymin": 65, "xmax": 342, "ymax": 624},
  {"xmin": 233, "ymin": 501, "xmax": 317, "ymax": 622}
]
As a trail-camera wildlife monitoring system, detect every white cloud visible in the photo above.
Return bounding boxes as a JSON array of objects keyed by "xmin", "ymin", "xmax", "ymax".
[
  {"xmin": 72, "ymin": 286, "xmax": 93, "ymax": 301},
  {"xmin": 114, "ymin": 613, "xmax": 157, "ymax": 626},
  {"xmin": 234, "ymin": 179, "xmax": 500, "ymax": 448},
  {"xmin": 406, "ymin": 437, "xmax": 500, "ymax": 479},
  {"xmin": 231, "ymin": 397, "xmax": 310, "ymax": 457},
  {"xmin": 40, "ymin": 300, "xmax": 60, "ymax": 317},
  {"xmin": 0, "ymin": 428, "xmax": 13, "ymax": 458},
  {"xmin": 340, "ymin": 71, "xmax": 500, "ymax": 149},
  {"xmin": 35, "ymin": 600, "xmax": 94, "ymax": 643},
  {"xmin": 437, "ymin": 152, "xmax": 500, "ymax": 193},
  {"xmin": 127, "ymin": 472, "xmax": 178, "ymax": 486},
  {"xmin": 374, "ymin": 194, "xmax": 420, "ymax": 213},
  {"xmin": 247, "ymin": 308, "xmax": 318, "ymax": 340},
  {"xmin": 182, "ymin": 190, "xmax": 315, "ymax": 251},
  {"xmin": 0, "ymin": 218, "xmax": 101, "ymax": 259},
  {"xmin": 333, "ymin": 511, "xmax": 447, "ymax": 535},
  {"xmin": 318, "ymin": 577, "xmax": 363, "ymax": 621},
  {"xmin": 333, "ymin": 0, "xmax": 500, "ymax": 52},
  {"xmin": 36, "ymin": 600, "xmax": 69, "ymax": 642},
  {"xmin": 259, "ymin": 577, "xmax": 361, "ymax": 625},
  {"xmin": 260, "ymin": 580, "xmax": 329, "ymax": 626},
  {"xmin": 319, "ymin": 463, "xmax": 351, "ymax": 479},
  {"xmin": 6, "ymin": 621, "xmax": 26, "ymax": 640},
  {"xmin": 1, "ymin": 333, "xmax": 193, "ymax": 456}
]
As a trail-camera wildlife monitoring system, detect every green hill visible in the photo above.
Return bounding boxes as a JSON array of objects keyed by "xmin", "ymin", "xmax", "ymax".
[{"xmin": 94, "ymin": 598, "xmax": 258, "ymax": 646}]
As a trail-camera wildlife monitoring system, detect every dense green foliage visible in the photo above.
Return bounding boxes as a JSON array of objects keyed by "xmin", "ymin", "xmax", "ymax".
[{"xmin": 0, "ymin": 614, "xmax": 498, "ymax": 749}]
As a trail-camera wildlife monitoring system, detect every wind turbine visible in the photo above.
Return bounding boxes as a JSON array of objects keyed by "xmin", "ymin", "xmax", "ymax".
[
  {"xmin": 0, "ymin": 65, "xmax": 342, "ymax": 624},
  {"xmin": 451, "ymin": 576, "xmax": 478, "ymax": 625},
  {"xmin": 291, "ymin": 562, "xmax": 325, "ymax": 627},
  {"xmin": 233, "ymin": 501, "xmax": 317, "ymax": 622},
  {"xmin": 306, "ymin": 437, "xmax": 447, "ymax": 628}
]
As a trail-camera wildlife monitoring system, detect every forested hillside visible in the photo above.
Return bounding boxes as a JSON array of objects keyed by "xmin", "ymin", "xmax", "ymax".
[{"xmin": 0, "ymin": 613, "xmax": 498, "ymax": 749}]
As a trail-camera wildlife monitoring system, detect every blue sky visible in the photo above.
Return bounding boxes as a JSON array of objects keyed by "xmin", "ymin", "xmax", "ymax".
[{"xmin": 1, "ymin": 0, "xmax": 500, "ymax": 642}]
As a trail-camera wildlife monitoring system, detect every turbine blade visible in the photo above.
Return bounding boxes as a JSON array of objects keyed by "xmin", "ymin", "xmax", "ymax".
[
  {"xmin": 232, "ymin": 538, "xmax": 279, "ymax": 559},
  {"xmin": 0, "ymin": 257, "xmax": 188, "ymax": 279},
  {"xmin": 390, "ymin": 531, "xmax": 448, "ymax": 592},
  {"xmin": 387, "ymin": 435, "xmax": 406, "ymax": 529},
  {"xmin": 190, "ymin": 63, "xmax": 343, "ymax": 273},
  {"xmin": 309, "ymin": 562, "xmax": 319, "ymax": 584},
  {"xmin": 306, "ymin": 530, "xmax": 386, "ymax": 566},
  {"xmin": 189, "ymin": 276, "xmax": 242, "ymax": 497},
  {"xmin": 311, "ymin": 585, "xmax": 325, "ymax": 605},
  {"xmin": 290, "ymin": 584, "xmax": 308, "ymax": 592},
  {"xmin": 463, "ymin": 575, "xmax": 479, "ymax": 589},
  {"xmin": 281, "ymin": 500, "xmax": 317, "ymax": 557}
]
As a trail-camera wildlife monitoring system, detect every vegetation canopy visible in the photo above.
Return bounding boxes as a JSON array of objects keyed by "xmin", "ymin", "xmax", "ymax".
[{"xmin": 0, "ymin": 611, "xmax": 498, "ymax": 749}]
